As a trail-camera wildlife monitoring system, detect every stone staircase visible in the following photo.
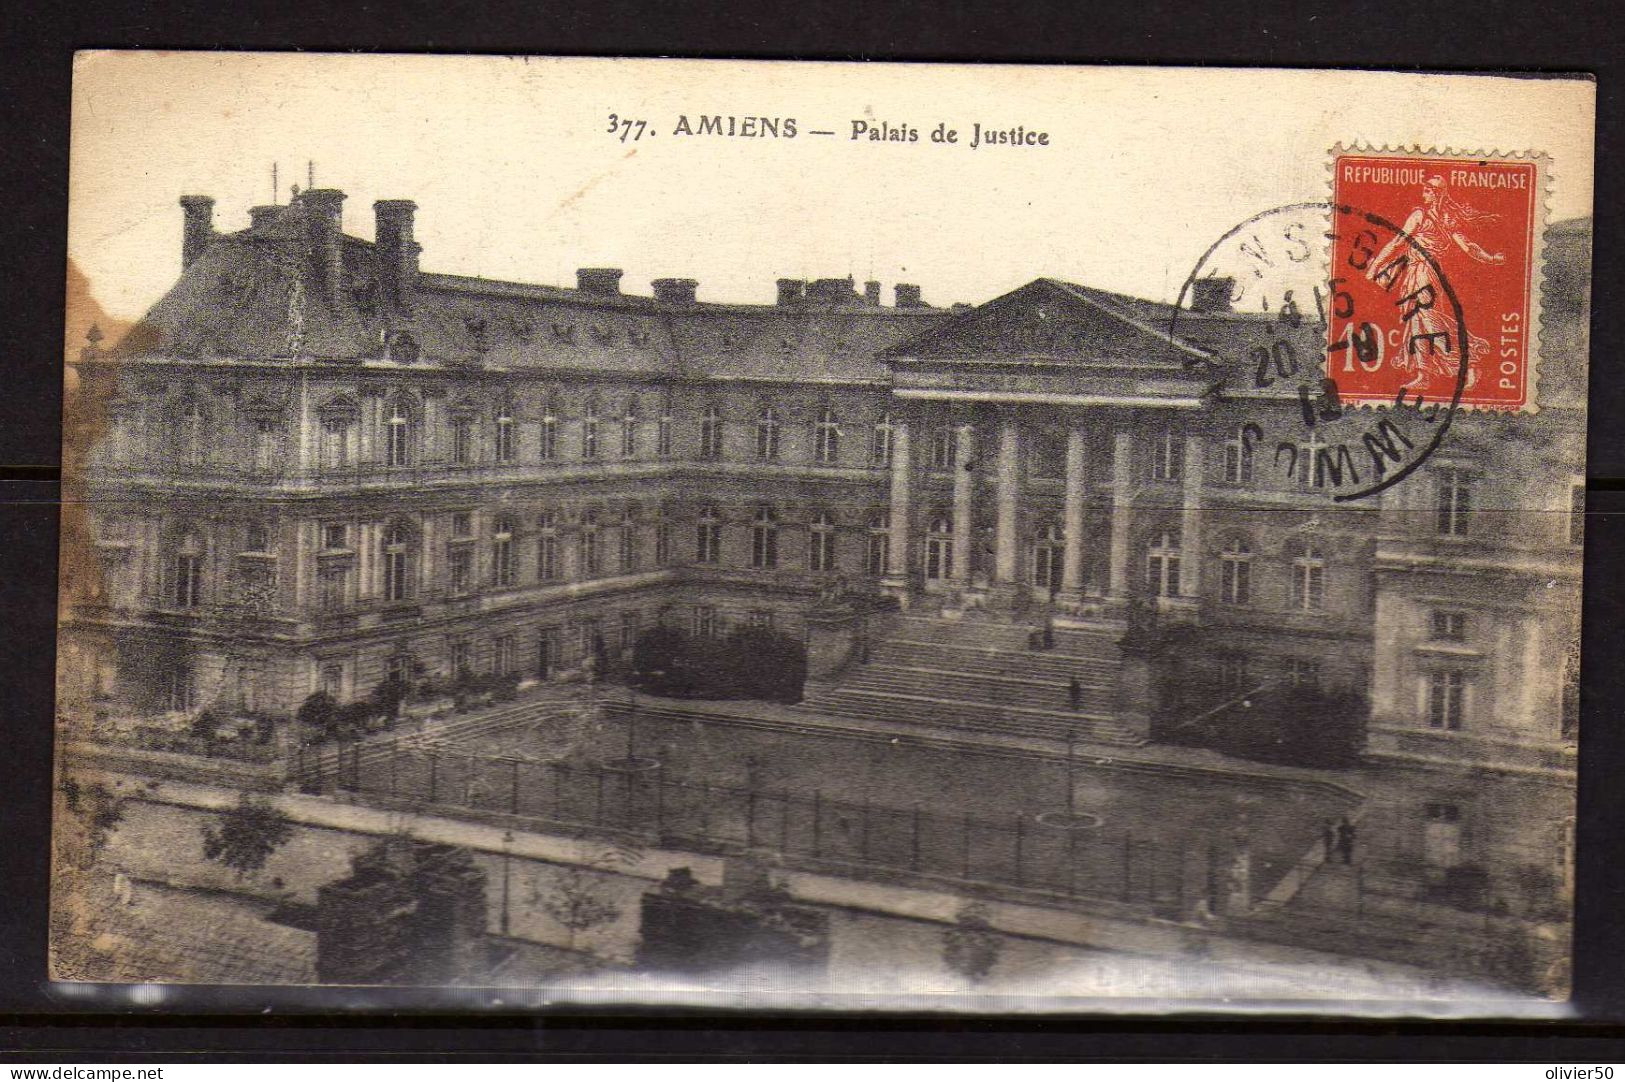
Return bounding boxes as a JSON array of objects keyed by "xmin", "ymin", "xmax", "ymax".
[{"xmin": 800, "ymin": 612, "xmax": 1144, "ymax": 746}]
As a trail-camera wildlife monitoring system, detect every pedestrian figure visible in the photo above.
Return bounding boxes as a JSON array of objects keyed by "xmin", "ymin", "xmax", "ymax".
[
  {"xmin": 1067, "ymin": 676, "xmax": 1082, "ymax": 711},
  {"xmin": 1336, "ymin": 817, "xmax": 1356, "ymax": 865},
  {"xmin": 1321, "ymin": 819, "xmax": 1337, "ymax": 862}
]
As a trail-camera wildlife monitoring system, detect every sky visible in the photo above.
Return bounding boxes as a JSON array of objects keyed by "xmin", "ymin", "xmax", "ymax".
[{"xmin": 67, "ymin": 54, "xmax": 1595, "ymax": 321}]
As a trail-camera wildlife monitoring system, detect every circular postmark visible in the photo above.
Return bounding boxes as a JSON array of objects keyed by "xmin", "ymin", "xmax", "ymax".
[{"xmin": 1167, "ymin": 201, "xmax": 1472, "ymax": 503}]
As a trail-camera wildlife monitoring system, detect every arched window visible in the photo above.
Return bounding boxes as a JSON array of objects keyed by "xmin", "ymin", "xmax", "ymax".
[
  {"xmin": 1289, "ymin": 540, "xmax": 1325, "ymax": 610},
  {"xmin": 168, "ymin": 525, "xmax": 204, "ymax": 608},
  {"xmin": 618, "ymin": 510, "xmax": 638, "ymax": 573},
  {"xmin": 385, "ymin": 398, "xmax": 416, "ymax": 467},
  {"xmin": 449, "ymin": 411, "xmax": 476, "ymax": 466},
  {"xmin": 382, "ymin": 524, "xmax": 413, "ymax": 602},
  {"xmin": 493, "ymin": 403, "xmax": 516, "ymax": 464},
  {"xmin": 871, "ymin": 412, "xmax": 895, "ymax": 468},
  {"xmin": 1033, "ymin": 522, "xmax": 1064, "ymax": 592},
  {"xmin": 809, "ymin": 509, "xmax": 837, "ymax": 572},
  {"xmin": 866, "ymin": 508, "xmax": 891, "ymax": 577},
  {"xmin": 582, "ymin": 401, "xmax": 601, "ymax": 459},
  {"xmin": 815, "ymin": 407, "xmax": 840, "ymax": 464},
  {"xmin": 539, "ymin": 394, "xmax": 560, "ymax": 461},
  {"xmin": 1146, "ymin": 531, "xmax": 1181, "ymax": 598},
  {"xmin": 248, "ymin": 414, "xmax": 283, "ymax": 474},
  {"xmin": 926, "ymin": 513, "xmax": 954, "ymax": 580},
  {"xmin": 755, "ymin": 404, "xmax": 781, "ymax": 461},
  {"xmin": 656, "ymin": 394, "xmax": 674, "ymax": 458},
  {"xmin": 536, "ymin": 512, "xmax": 559, "ymax": 580},
  {"xmin": 695, "ymin": 506, "xmax": 722, "ymax": 564},
  {"xmin": 699, "ymin": 404, "xmax": 724, "ymax": 460},
  {"xmin": 751, "ymin": 506, "xmax": 779, "ymax": 569},
  {"xmin": 491, "ymin": 515, "xmax": 516, "ymax": 587},
  {"xmin": 1220, "ymin": 536, "xmax": 1253, "ymax": 605}
]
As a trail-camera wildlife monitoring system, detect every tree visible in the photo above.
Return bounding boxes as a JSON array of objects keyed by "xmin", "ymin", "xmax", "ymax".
[
  {"xmin": 297, "ymin": 691, "xmax": 336, "ymax": 743},
  {"xmin": 201, "ymin": 793, "xmax": 294, "ymax": 880},
  {"xmin": 942, "ymin": 902, "xmax": 1003, "ymax": 987},
  {"xmin": 56, "ymin": 779, "xmax": 125, "ymax": 871}
]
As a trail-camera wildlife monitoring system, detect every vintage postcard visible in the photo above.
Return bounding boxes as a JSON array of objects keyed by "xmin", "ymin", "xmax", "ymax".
[{"xmin": 53, "ymin": 54, "xmax": 1594, "ymax": 1012}]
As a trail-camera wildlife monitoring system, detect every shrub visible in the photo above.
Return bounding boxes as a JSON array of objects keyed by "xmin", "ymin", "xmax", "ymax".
[
  {"xmin": 201, "ymin": 794, "xmax": 294, "ymax": 880},
  {"xmin": 296, "ymin": 692, "xmax": 336, "ymax": 736},
  {"xmin": 369, "ymin": 674, "xmax": 410, "ymax": 720},
  {"xmin": 1165, "ymin": 685, "xmax": 1367, "ymax": 768},
  {"xmin": 628, "ymin": 624, "xmax": 806, "ymax": 702}
]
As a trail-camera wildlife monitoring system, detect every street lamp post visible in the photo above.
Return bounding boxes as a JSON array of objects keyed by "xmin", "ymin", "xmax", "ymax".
[{"xmin": 500, "ymin": 828, "xmax": 514, "ymax": 937}]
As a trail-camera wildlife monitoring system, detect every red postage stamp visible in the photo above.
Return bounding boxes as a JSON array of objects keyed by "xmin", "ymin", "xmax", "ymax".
[{"xmin": 1329, "ymin": 148, "xmax": 1546, "ymax": 411}]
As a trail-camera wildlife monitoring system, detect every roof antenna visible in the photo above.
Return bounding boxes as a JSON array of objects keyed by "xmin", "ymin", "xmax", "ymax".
[
  {"xmin": 271, "ymin": 162, "xmax": 279, "ymax": 205},
  {"xmin": 308, "ymin": 160, "xmax": 315, "ymax": 190}
]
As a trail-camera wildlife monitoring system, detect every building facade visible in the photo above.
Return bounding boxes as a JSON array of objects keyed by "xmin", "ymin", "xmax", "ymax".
[{"xmin": 59, "ymin": 188, "xmax": 1586, "ymax": 902}]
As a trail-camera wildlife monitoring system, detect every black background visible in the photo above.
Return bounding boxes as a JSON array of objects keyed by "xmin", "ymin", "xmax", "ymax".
[{"xmin": 2, "ymin": 0, "xmax": 1623, "ymax": 1061}]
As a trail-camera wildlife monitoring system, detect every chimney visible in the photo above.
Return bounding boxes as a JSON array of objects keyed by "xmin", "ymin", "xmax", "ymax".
[
  {"xmin": 247, "ymin": 205, "xmax": 280, "ymax": 230},
  {"xmin": 776, "ymin": 279, "xmax": 806, "ymax": 307},
  {"xmin": 299, "ymin": 188, "xmax": 347, "ymax": 302},
  {"xmin": 863, "ymin": 280, "xmax": 882, "ymax": 306},
  {"xmin": 1190, "ymin": 276, "xmax": 1235, "ymax": 314},
  {"xmin": 807, "ymin": 276, "xmax": 857, "ymax": 306},
  {"xmin": 179, "ymin": 195, "xmax": 215, "ymax": 269},
  {"xmin": 374, "ymin": 199, "xmax": 420, "ymax": 310},
  {"xmin": 894, "ymin": 283, "xmax": 925, "ymax": 308},
  {"xmin": 576, "ymin": 267, "xmax": 623, "ymax": 296},
  {"xmin": 652, "ymin": 278, "xmax": 698, "ymax": 305}
]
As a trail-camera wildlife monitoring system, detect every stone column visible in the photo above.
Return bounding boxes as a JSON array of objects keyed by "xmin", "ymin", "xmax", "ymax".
[
  {"xmin": 951, "ymin": 423, "xmax": 976, "ymax": 585},
  {"xmin": 994, "ymin": 417, "xmax": 1021, "ymax": 583},
  {"xmin": 1180, "ymin": 434, "xmax": 1205, "ymax": 597},
  {"xmin": 884, "ymin": 420, "xmax": 912, "ymax": 586},
  {"xmin": 1108, "ymin": 429, "xmax": 1134, "ymax": 597},
  {"xmin": 1061, "ymin": 424, "xmax": 1087, "ymax": 595}
]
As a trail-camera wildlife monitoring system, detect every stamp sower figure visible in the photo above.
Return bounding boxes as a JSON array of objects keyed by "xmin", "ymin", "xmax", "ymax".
[
  {"xmin": 1336, "ymin": 816, "xmax": 1357, "ymax": 865},
  {"xmin": 1367, "ymin": 176, "xmax": 1505, "ymax": 391}
]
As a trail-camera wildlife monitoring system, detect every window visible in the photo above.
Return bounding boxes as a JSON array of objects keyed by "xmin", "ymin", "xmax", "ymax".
[
  {"xmin": 319, "ymin": 564, "xmax": 349, "ymax": 611},
  {"xmin": 448, "ymin": 546, "xmax": 473, "ymax": 596},
  {"xmin": 693, "ymin": 605, "xmax": 718, "ymax": 639},
  {"xmin": 1427, "ymin": 669, "xmax": 1466, "ymax": 730},
  {"xmin": 1146, "ymin": 531, "xmax": 1181, "ymax": 598},
  {"xmin": 699, "ymin": 405, "xmax": 723, "ymax": 460},
  {"xmin": 1151, "ymin": 430, "xmax": 1183, "ymax": 483},
  {"xmin": 867, "ymin": 510, "xmax": 891, "ymax": 576},
  {"xmin": 871, "ymin": 413, "xmax": 895, "ymax": 468},
  {"xmin": 931, "ymin": 425, "xmax": 957, "ymax": 471},
  {"xmin": 747, "ymin": 609, "xmax": 774, "ymax": 629},
  {"xmin": 809, "ymin": 510, "xmax": 837, "ymax": 572},
  {"xmin": 925, "ymin": 514, "xmax": 954, "ymax": 580},
  {"xmin": 386, "ymin": 400, "xmax": 414, "ymax": 467},
  {"xmin": 620, "ymin": 401, "xmax": 638, "ymax": 457},
  {"xmin": 322, "ymin": 523, "xmax": 349, "ymax": 551},
  {"xmin": 1220, "ymin": 537, "xmax": 1252, "ymax": 605},
  {"xmin": 1430, "ymin": 610, "xmax": 1466, "ymax": 642},
  {"xmin": 1437, "ymin": 469, "xmax": 1473, "ymax": 537},
  {"xmin": 244, "ymin": 522, "xmax": 272, "ymax": 554},
  {"xmin": 536, "ymin": 513, "xmax": 559, "ymax": 581},
  {"xmin": 166, "ymin": 665, "xmax": 197, "ymax": 714},
  {"xmin": 1569, "ymin": 483, "xmax": 1585, "ymax": 546},
  {"xmin": 320, "ymin": 416, "xmax": 353, "ymax": 469},
  {"xmin": 580, "ymin": 513, "xmax": 602, "ymax": 576},
  {"xmin": 582, "ymin": 402, "xmax": 601, "ymax": 459},
  {"xmin": 492, "ymin": 516, "xmax": 516, "ymax": 587},
  {"xmin": 451, "ymin": 512, "xmax": 473, "ymax": 538},
  {"xmin": 494, "ymin": 406, "xmax": 515, "ymax": 463},
  {"xmin": 1284, "ymin": 657, "xmax": 1321, "ymax": 688},
  {"xmin": 617, "ymin": 512, "xmax": 637, "ymax": 573},
  {"xmin": 539, "ymin": 397, "xmax": 559, "ymax": 461},
  {"xmin": 695, "ymin": 506, "xmax": 722, "ymax": 564},
  {"xmin": 250, "ymin": 417, "xmax": 282, "ymax": 473},
  {"xmin": 1223, "ymin": 425, "xmax": 1254, "ymax": 485},
  {"xmin": 751, "ymin": 506, "xmax": 779, "ymax": 569},
  {"xmin": 815, "ymin": 407, "xmax": 840, "ymax": 464},
  {"xmin": 618, "ymin": 610, "xmax": 640, "ymax": 652},
  {"xmin": 1425, "ymin": 802, "xmax": 1460, "ymax": 823},
  {"xmin": 494, "ymin": 634, "xmax": 515, "ymax": 675},
  {"xmin": 1217, "ymin": 653, "xmax": 1250, "ymax": 693},
  {"xmin": 1033, "ymin": 523, "xmax": 1064, "ymax": 590},
  {"xmin": 383, "ymin": 525, "xmax": 412, "ymax": 601},
  {"xmin": 654, "ymin": 519, "xmax": 673, "ymax": 566},
  {"xmin": 319, "ymin": 663, "xmax": 345, "ymax": 700},
  {"xmin": 169, "ymin": 530, "xmax": 204, "ymax": 608},
  {"xmin": 173, "ymin": 400, "xmax": 207, "ymax": 467},
  {"xmin": 449, "ymin": 638, "xmax": 471, "ymax": 679},
  {"xmin": 755, "ymin": 404, "xmax": 781, "ymax": 461},
  {"xmin": 1289, "ymin": 541, "xmax": 1325, "ymax": 611},
  {"xmin": 656, "ymin": 402, "xmax": 673, "ymax": 458},
  {"xmin": 1295, "ymin": 433, "xmax": 1327, "ymax": 488},
  {"xmin": 450, "ymin": 416, "xmax": 476, "ymax": 466}
]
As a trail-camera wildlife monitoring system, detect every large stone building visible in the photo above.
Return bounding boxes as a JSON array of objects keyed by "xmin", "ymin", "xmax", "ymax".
[{"xmin": 59, "ymin": 187, "xmax": 1586, "ymax": 904}]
